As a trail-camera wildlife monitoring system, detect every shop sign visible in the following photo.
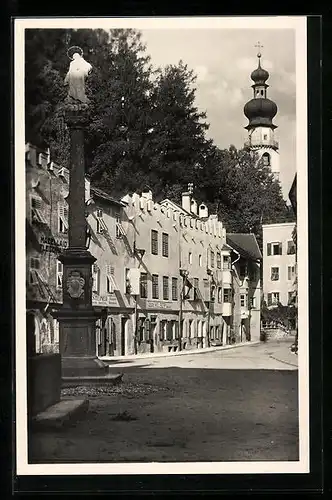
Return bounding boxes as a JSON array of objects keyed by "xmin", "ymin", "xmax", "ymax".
[
  {"xmin": 39, "ymin": 235, "xmax": 68, "ymax": 253},
  {"xmin": 145, "ymin": 300, "xmax": 176, "ymax": 310},
  {"xmin": 93, "ymin": 294, "xmax": 119, "ymax": 307}
]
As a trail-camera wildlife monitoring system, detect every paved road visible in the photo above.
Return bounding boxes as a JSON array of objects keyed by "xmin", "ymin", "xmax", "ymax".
[
  {"xmin": 106, "ymin": 340, "xmax": 298, "ymax": 371},
  {"xmin": 29, "ymin": 341, "xmax": 299, "ymax": 464}
]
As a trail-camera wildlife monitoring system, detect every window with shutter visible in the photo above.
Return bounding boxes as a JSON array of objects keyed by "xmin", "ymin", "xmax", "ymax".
[
  {"xmin": 163, "ymin": 276, "xmax": 169, "ymax": 300},
  {"xmin": 140, "ymin": 273, "xmax": 148, "ymax": 298},
  {"xmin": 172, "ymin": 277, "xmax": 178, "ymax": 301},
  {"xmin": 106, "ymin": 265, "xmax": 115, "ymax": 293},
  {"xmin": 193, "ymin": 278, "xmax": 199, "ymax": 300},
  {"xmin": 29, "ymin": 257, "xmax": 41, "ymax": 284},
  {"xmin": 162, "ymin": 232, "xmax": 169, "ymax": 257},
  {"xmin": 223, "ymin": 255, "xmax": 231, "ymax": 269},
  {"xmin": 56, "ymin": 260, "xmax": 63, "ymax": 288},
  {"xmin": 92, "ymin": 265, "xmax": 100, "ymax": 293},
  {"xmin": 287, "ymin": 240, "xmax": 296, "ymax": 255},
  {"xmin": 31, "ymin": 197, "xmax": 47, "ymax": 224},
  {"xmin": 160, "ymin": 320, "xmax": 167, "ymax": 341},
  {"xmin": 210, "ymin": 250, "xmax": 215, "ymax": 268},
  {"xmin": 223, "ymin": 288, "xmax": 231, "ymax": 303},
  {"xmin": 288, "ymin": 265, "xmax": 295, "ymax": 281},
  {"xmin": 151, "ymin": 230, "xmax": 158, "ymax": 255},
  {"xmin": 152, "ymin": 274, "xmax": 159, "ymax": 299},
  {"xmin": 271, "ymin": 267, "xmax": 279, "ymax": 281},
  {"xmin": 58, "ymin": 203, "xmax": 68, "ymax": 233}
]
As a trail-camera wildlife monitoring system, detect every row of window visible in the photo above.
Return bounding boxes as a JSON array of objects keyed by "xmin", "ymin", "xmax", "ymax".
[
  {"xmin": 29, "ymin": 257, "xmax": 237, "ymax": 306},
  {"xmin": 31, "ymin": 197, "xmax": 123, "ymax": 239},
  {"xmin": 266, "ymin": 240, "xmax": 296, "ymax": 256},
  {"xmin": 151, "ymin": 230, "xmax": 169, "ymax": 257},
  {"xmin": 137, "ymin": 318, "xmax": 225, "ymax": 342},
  {"xmin": 31, "ymin": 197, "xmax": 69, "ymax": 234},
  {"xmin": 270, "ymin": 265, "xmax": 296, "ymax": 281},
  {"xmin": 267, "ymin": 291, "xmax": 296, "ymax": 306},
  {"xmin": 29, "ymin": 257, "xmax": 255, "ymax": 310}
]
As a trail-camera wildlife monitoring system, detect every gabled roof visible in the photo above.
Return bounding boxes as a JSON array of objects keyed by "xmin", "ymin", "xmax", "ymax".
[
  {"xmin": 91, "ymin": 187, "xmax": 127, "ymax": 207},
  {"xmin": 160, "ymin": 198, "xmax": 194, "ymax": 217},
  {"xmin": 226, "ymin": 233, "xmax": 262, "ymax": 260}
]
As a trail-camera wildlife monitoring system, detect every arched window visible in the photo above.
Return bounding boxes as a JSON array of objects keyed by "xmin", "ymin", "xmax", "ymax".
[{"xmin": 262, "ymin": 152, "xmax": 271, "ymax": 166}]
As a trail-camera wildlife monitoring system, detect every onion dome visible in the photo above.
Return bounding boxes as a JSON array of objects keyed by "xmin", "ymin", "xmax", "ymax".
[
  {"xmin": 250, "ymin": 60, "xmax": 269, "ymax": 84},
  {"xmin": 244, "ymin": 98, "xmax": 277, "ymax": 129},
  {"xmin": 243, "ymin": 47, "xmax": 278, "ymax": 130}
]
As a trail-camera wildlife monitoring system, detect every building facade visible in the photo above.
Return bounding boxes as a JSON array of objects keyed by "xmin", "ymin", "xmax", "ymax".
[
  {"xmin": 25, "ymin": 144, "xmax": 262, "ymax": 357},
  {"xmin": 262, "ymin": 222, "xmax": 296, "ymax": 307}
]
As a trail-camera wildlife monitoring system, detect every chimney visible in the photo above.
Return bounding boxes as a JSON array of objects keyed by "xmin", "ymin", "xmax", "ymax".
[
  {"xmin": 142, "ymin": 189, "xmax": 153, "ymax": 201},
  {"xmin": 191, "ymin": 198, "xmax": 198, "ymax": 215},
  {"xmin": 199, "ymin": 203, "xmax": 208, "ymax": 218},
  {"xmin": 182, "ymin": 191, "xmax": 191, "ymax": 213}
]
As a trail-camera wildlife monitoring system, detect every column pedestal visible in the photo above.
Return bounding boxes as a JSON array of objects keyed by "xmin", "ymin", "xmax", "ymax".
[{"xmin": 52, "ymin": 248, "xmax": 120, "ymax": 385}]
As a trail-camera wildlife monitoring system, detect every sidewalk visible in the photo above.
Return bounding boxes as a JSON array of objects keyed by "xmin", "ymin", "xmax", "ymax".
[
  {"xmin": 266, "ymin": 342, "xmax": 298, "ymax": 368},
  {"xmin": 100, "ymin": 340, "xmax": 261, "ymax": 363}
]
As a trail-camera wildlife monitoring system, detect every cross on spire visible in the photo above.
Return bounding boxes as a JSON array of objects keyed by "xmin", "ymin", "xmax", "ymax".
[{"xmin": 255, "ymin": 41, "xmax": 263, "ymax": 58}]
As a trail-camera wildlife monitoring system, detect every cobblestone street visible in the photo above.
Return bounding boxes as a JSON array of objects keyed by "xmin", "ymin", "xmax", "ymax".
[{"xmin": 28, "ymin": 341, "xmax": 299, "ymax": 463}]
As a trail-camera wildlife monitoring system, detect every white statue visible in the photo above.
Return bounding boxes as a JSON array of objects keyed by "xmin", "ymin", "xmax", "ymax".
[{"xmin": 64, "ymin": 48, "xmax": 92, "ymax": 104}]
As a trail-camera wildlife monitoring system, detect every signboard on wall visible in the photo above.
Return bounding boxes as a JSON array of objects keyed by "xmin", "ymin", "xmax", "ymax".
[
  {"xmin": 144, "ymin": 300, "xmax": 177, "ymax": 311},
  {"xmin": 39, "ymin": 235, "xmax": 68, "ymax": 253},
  {"xmin": 92, "ymin": 294, "xmax": 119, "ymax": 307}
]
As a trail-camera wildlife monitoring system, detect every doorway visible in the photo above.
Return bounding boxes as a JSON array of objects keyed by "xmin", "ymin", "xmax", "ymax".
[
  {"xmin": 149, "ymin": 316, "xmax": 157, "ymax": 353},
  {"xmin": 121, "ymin": 317, "xmax": 128, "ymax": 356}
]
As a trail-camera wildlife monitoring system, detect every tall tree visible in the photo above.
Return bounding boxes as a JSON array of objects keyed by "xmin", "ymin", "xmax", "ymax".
[
  {"xmin": 25, "ymin": 28, "xmax": 111, "ymax": 167},
  {"xmin": 145, "ymin": 60, "xmax": 212, "ymax": 202},
  {"xmin": 87, "ymin": 29, "xmax": 155, "ymax": 195},
  {"xmin": 201, "ymin": 146, "xmax": 294, "ymax": 246}
]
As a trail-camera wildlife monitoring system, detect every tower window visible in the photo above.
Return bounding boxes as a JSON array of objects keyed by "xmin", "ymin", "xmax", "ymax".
[
  {"xmin": 263, "ymin": 134, "xmax": 268, "ymax": 140},
  {"xmin": 262, "ymin": 152, "xmax": 270, "ymax": 166}
]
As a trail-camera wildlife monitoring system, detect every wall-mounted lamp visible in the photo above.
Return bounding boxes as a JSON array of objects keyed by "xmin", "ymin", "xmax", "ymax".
[
  {"xmin": 180, "ymin": 268, "xmax": 189, "ymax": 278},
  {"xmin": 134, "ymin": 242, "xmax": 145, "ymax": 258},
  {"xmin": 206, "ymin": 268, "xmax": 213, "ymax": 276}
]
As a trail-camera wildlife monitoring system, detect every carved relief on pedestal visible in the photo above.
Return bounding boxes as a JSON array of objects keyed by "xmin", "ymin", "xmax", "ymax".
[{"xmin": 66, "ymin": 270, "xmax": 85, "ymax": 299}]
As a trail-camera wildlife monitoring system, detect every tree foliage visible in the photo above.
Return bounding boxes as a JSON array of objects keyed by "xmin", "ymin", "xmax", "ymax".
[{"xmin": 25, "ymin": 28, "xmax": 294, "ymax": 244}]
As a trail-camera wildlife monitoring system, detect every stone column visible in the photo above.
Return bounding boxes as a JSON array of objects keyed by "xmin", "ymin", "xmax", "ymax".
[{"xmin": 52, "ymin": 105, "xmax": 110, "ymax": 381}]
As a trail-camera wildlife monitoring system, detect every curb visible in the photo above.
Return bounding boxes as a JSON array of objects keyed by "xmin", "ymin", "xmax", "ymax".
[
  {"xmin": 62, "ymin": 373, "xmax": 124, "ymax": 387},
  {"xmin": 30, "ymin": 397, "xmax": 89, "ymax": 431},
  {"xmin": 100, "ymin": 341, "xmax": 261, "ymax": 363},
  {"xmin": 268, "ymin": 354, "xmax": 298, "ymax": 368}
]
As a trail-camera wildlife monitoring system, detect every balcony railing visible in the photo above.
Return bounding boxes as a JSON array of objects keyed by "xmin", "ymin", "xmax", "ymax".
[{"xmin": 244, "ymin": 139, "xmax": 279, "ymax": 149}]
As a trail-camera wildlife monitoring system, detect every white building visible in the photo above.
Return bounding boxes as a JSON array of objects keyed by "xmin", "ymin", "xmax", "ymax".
[{"xmin": 262, "ymin": 222, "xmax": 296, "ymax": 307}]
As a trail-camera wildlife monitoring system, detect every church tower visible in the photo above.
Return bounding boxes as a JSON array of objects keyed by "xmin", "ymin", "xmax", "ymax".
[{"xmin": 244, "ymin": 44, "xmax": 280, "ymax": 181}]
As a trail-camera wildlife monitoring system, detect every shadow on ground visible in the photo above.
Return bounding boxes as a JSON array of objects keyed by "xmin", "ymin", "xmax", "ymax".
[{"xmin": 28, "ymin": 365, "xmax": 299, "ymax": 464}]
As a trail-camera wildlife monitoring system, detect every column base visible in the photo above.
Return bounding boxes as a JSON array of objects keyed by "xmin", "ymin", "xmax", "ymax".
[{"xmin": 61, "ymin": 356, "xmax": 124, "ymax": 386}]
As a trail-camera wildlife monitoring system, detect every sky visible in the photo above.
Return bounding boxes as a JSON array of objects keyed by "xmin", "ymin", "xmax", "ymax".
[{"xmin": 139, "ymin": 28, "xmax": 296, "ymax": 199}]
